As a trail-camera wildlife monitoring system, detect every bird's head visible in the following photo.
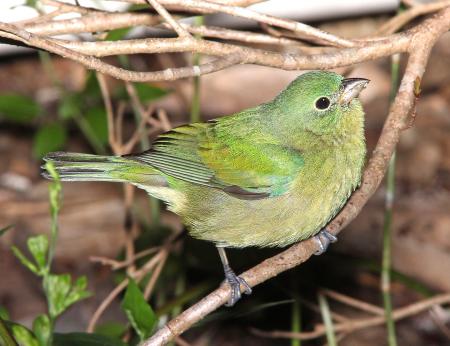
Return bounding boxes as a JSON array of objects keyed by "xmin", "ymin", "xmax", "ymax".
[{"xmin": 272, "ymin": 71, "xmax": 369, "ymax": 145}]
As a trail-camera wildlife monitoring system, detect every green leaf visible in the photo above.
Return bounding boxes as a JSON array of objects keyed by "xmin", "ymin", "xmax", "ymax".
[
  {"xmin": 33, "ymin": 123, "xmax": 67, "ymax": 159},
  {"xmin": 11, "ymin": 246, "xmax": 39, "ymax": 275},
  {"xmin": 58, "ymin": 94, "xmax": 81, "ymax": 119},
  {"xmin": 128, "ymin": 4, "xmax": 149, "ymax": 11},
  {"xmin": 0, "ymin": 316, "xmax": 16, "ymax": 346},
  {"xmin": 83, "ymin": 73, "xmax": 102, "ymax": 99},
  {"xmin": 25, "ymin": 0, "xmax": 38, "ymax": 8},
  {"xmin": 0, "ymin": 94, "xmax": 42, "ymax": 123},
  {"xmin": 44, "ymin": 274, "xmax": 90, "ymax": 319},
  {"xmin": 121, "ymin": 279, "xmax": 157, "ymax": 341},
  {"xmin": 0, "ymin": 307, "xmax": 9, "ymax": 320},
  {"xmin": 134, "ymin": 83, "xmax": 168, "ymax": 102},
  {"xmin": 32, "ymin": 314, "xmax": 51, "ymax": 346},
  {"xmin": 53, "ymin": 332, "xmax": 126, "ymax": 346},
  {"xmin": 84, "ymin": 108, "xmax": 108, "ymax": 145},
  {"xmin": 27, "ymin": 235, "xmax": 48, "ymax": 274},
  {"xmin": 0, "ymin": 225, "xmax": 12, "ymax": 238},
  {"xmin": 44, "ymin": 274, "xmax": 71, "ymax": 318},
  {"xmin": 105, "ymin": 27, "xmax": 131, "ymax": 41},
  {"xmin": 65, "ymin": 276, "xmax": 91, "ymax": 308},
  {"xmin": 11, "ymin": 324, "xmax": 38, "ymax": 346},
  {"xmin": 95, "ymin": 322, "xmax": 127, "ymax": 340}
]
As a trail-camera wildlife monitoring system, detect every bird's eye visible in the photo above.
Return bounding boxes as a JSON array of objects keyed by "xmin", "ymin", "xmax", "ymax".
[{"xmin": 315, "ymin": 97, "xmax": 331, "ymax": 110}]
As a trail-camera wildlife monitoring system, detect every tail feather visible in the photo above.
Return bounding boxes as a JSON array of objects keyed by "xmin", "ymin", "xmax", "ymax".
[{"xmin": 42, "ymin": 152, "xmax": 160, "ymax": 184}]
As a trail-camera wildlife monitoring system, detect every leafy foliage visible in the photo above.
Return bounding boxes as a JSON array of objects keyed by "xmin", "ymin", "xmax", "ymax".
[
  {"xmin": 0, "ymin": 94, "xmax": 42, "ymax": 123},
  {"xmin": 9, "ymin": 163, "xmax": 90, "ymax": 346},
  {"xmin": 44, "ymin": 274, "xmax": 91, "ymax": 319},
  {"xmin": 11, "ymin": 324, "xmax": 39, "ymax": 346},
  {"xmin": 0, "ymin": 225, "xmax": 12, "ymax": 238},
  {"xmin": 31, "ymin": 122, "xmax": 68, "ymax": 158},
  {"xmin": 11, "ymin": 235, "xmax": 48, "ymax": 276},
  {"xmin": 33, "ymin": 314, "xmax": 51, "ymax": 346},
  {"xmin": 121, "ymin": 279, "xmax": 158, "ymax": 341},
  {"xmin": 84, "ymin": 107, "xmax": 109, "ymax": 145}
]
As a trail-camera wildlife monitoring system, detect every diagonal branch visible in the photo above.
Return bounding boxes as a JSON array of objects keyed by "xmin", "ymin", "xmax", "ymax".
[
  {"xmin": 97, "ymin": 0, "xmax": 356, "ymax": 46},
  {"xmin": 0, "ymin": 22, "xmax": 242, "ymax": 82},
  {"xmin": 146, "ymin": 0, "xmax": 192, "ymax": 38},
  {"xmin": 158, "ymin": 0, "xmax": 356, "ymax": 47}
]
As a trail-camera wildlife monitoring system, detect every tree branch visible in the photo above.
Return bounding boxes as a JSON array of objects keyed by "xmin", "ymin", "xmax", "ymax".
[{"xmin": 0, "ymin": 20, "xmax": 413, "ymax": 82}]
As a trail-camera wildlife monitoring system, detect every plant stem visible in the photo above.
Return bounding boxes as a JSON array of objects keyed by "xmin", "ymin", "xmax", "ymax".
[
  {"xmin": 291, "ymin": 299, "xmax": 301, "ymax": 346},
  {"xmin": 43, "ymin": 163, "xmax": 63, "ymax": 346},
  {"xmin": 318, "ymin": 293, "xmax": 336, "ymax": 346},
  {"xmin": 190, "ymin": 16, "xmax": 204, "ymax": 123},
  {"xmin": 45, "ymin": 163, "xmax": 61, "ymax": 272},
  {"xmin": 381, "ymin": 53, "xmax": 400, "ymax": 346}
]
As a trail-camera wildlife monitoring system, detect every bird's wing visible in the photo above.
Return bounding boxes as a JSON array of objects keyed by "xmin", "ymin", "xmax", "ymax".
[{"xmin": 129, "ymin": 119, "xmax": 304, "ymax": 199}]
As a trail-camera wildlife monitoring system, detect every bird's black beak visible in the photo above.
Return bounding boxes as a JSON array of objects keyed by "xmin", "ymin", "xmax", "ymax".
[{"xmin": 339, "ymin": 78, "xmax": 370, "ymax": 106}]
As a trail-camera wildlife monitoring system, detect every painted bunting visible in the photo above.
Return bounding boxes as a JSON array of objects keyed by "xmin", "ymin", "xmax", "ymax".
[{"xmin": 43, "ymin": 71, "xmax": 368, "ymax": 306}]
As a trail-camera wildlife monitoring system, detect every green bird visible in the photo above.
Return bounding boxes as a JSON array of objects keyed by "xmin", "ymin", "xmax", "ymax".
[{"xmin": 43, "ymin": 71, "xmax": 368, "ymax": 306}]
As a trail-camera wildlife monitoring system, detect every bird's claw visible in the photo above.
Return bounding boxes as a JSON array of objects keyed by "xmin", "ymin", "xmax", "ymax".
[
  {"xmin": 314, "ymin": 229, "xmax": 337, "ymax": 255},
  {"xmin": 224, "ymin": 266, "xmax": 252, "ymax": 307}
]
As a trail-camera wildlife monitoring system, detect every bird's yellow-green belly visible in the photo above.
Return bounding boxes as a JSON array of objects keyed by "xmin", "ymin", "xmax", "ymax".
[{"xmin": 172, "ymin": 150, "xmax": 363, "ymax": 248}]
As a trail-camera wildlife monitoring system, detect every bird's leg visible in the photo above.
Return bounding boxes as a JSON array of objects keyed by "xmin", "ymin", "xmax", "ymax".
[
  {"xmin": 216, "ymin": 246, "xmax": 252, "ymax": 307},
  {"xmin": 314, "ymin": 229, "xmax": 337, "ymax": 255}
]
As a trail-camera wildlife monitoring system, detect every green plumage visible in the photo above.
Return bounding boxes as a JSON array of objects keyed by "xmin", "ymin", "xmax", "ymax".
[{"xmin": 44, "ymin": 71, "xmax": 367, "ymax": 248}]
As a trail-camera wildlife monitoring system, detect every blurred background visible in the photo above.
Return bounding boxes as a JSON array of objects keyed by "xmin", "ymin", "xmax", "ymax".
[{"xmin": 0, "ymin": 1, "xmax": 450, "ymax": 345}]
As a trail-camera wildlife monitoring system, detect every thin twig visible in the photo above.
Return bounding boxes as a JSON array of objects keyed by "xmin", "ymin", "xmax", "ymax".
[
  {"xmin": 146, "ymin": 0, "xmax": 192, "ymax": 38},
  {"xmin": 89, "ymin": 246, "xmax": 161, "ymax": 270},
  {"xmin": 375, "ymin": 0, "xmax": 450, "ymax": 35},
  {"xmin": 96, "ymin": 72, "xmax": 120, "ymax": 152},
  {"xmin": 321, "ymin": 289, "xmax": 385, "ymax": 316},
  {"xmin": 144, "ymin": 250, "xmax": 169, "ymax": 299},
  {"xmin": 87, "ymin": 250, "xmax": 168, "ymax": 332},
  {"xmin": 87, "ymin": 279, "xmax": 130, "ymax": 333},
  {"xmin": 298, "ymin": 296, "xmax": 349, "ymax": 323},
  {"xmin": 108, "ymin": 0, "xmax": 357, "ymax": 47},
  {"xmin": 251, "ymin": 293, "xmax": 450, "ymax": 341}
]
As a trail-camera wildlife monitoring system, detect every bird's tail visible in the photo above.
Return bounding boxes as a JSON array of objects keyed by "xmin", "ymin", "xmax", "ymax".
[{"xmin": 42, "ymin": 152, "xmax": 161, "ymax": 185}]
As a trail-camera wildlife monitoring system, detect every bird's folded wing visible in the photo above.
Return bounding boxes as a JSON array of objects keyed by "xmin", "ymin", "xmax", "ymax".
[{"xmin": 128, "ymin": 122, "xmax": 304, "ymax": 199}]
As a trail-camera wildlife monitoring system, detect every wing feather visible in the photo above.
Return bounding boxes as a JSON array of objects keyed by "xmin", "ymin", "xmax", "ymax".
[{"xmin": 128, "ymin": 118, "xmax": 303, "ymax": 199}]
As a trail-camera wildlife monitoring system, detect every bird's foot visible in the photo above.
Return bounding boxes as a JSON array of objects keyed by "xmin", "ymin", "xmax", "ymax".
[
  {"xmin": 224, "ymin": 265, "xmax": 252, "ymax": 307},
  {"xmin": 314, "ymin": 229, "xmax": 337, "ymax": 255}
]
